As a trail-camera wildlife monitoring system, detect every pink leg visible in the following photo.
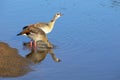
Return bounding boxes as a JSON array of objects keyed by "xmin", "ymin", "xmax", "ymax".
[
  {"xmin": 30, "ymin": 41, "xmax": 33, "ymax": 48},
  {"xmin": 34, "ymin": 41, "xmax": 37, "ymax": 48}
]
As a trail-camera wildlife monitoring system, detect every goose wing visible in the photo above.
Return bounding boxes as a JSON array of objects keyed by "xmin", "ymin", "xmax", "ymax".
[{"xmin": 34, "ymin": 22, "xmax": 49, "ymax": 28}]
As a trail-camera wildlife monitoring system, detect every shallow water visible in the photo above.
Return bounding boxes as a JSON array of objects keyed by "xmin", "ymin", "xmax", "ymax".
[{"xmin": 0, "ymin": 0, "xmax": 120, "ymax": 80}]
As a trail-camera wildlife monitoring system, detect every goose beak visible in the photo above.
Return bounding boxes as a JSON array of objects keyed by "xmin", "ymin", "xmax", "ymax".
[{"xmin": 60, "ymin": 13, "xmax": 63, "ymax": 16}]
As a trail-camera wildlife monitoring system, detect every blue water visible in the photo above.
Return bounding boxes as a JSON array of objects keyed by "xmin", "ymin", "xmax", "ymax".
[{"xmin": 0, "ymin": 0, "xmax": 120, "ymax": 80}]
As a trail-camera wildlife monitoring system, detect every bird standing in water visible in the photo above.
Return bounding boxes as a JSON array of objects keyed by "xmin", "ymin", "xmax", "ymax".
[
  {"xmin": 23, "ymin": 13, "xmax": 62, "ymax": 34},
  {"xmin": 17, "ymin": 13, "xmax": 62, "ymax": 48},
  {"xmin": 17, "ymin": 27, "xmax": 53, "ymax": 48}
]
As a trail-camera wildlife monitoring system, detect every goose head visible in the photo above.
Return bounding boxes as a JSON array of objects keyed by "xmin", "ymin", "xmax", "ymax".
[{"xmin": 54, "ymin": 13, "xmax": 63, "ymax": 20}]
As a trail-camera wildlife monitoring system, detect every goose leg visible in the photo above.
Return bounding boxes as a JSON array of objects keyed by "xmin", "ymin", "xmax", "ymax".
[
  {"xmin": 33, "ymin": 41, "xmax": 37, "ymax": 48},
  {"xmin": 30, "ymin": 41, "xmax": 33, "ymax": 48}
]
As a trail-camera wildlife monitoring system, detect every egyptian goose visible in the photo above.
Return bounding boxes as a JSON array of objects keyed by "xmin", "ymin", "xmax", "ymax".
[
  {"xmin": 17, "ymin": 26, "xmax": 53, "ymax": 48},
  {"xmin": 23, "ymin": 13, "xmax": 62, "ymax": 34}
]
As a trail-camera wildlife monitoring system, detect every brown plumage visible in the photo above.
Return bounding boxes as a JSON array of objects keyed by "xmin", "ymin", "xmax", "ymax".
[
  {"xmin": 17, "ymin": 26, "xmax": 53, "ymax": 48},
  {"xmin": 23, "ymin": 13, "xmax": 62, "ymax": 34},
  {"xmin": 17, "ymin": 13, "xmax": 62, "ymax": 48}
]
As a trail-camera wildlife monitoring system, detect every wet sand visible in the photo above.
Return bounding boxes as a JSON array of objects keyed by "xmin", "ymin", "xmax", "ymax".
[{"xmin": 0, "ymin": 42, "xmax": 32, "ymax": 77}]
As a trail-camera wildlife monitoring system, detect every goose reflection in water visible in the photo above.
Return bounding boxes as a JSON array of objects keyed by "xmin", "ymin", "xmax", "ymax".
[
  {"xmin": 23, "ymin": 41, "xmax": 61, "ymax": 64},
  {"xmin": 0, "ymin": 42, "xmax": 32, "ymax": 77}
]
